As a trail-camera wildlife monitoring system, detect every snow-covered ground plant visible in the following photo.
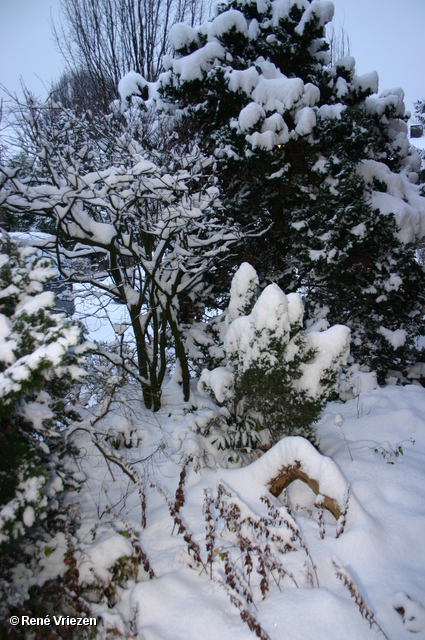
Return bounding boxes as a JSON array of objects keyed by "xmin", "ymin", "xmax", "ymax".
[
  {"xmin": 0, "ymin": 100, "xmax": 252, "ymax": 411},
  {"xmin": 0, "ymin": 233, "xmax": 89, "ymax": 542},
  {"xmin": 199, "ymin": 263, "xmax": 350, "ymax": 447}
]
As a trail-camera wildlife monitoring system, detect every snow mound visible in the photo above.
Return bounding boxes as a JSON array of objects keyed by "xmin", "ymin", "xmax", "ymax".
[{"xmin": 228, "ymin": 435, "xmax": 349, "ymax": 513}]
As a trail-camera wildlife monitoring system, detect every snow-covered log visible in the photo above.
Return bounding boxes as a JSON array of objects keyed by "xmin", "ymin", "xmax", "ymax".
[{"xmin": 230, "ymin": 437, "xmax": 349, "ymax": 521}]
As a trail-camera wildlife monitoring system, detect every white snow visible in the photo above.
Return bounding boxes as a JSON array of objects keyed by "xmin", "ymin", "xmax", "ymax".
[
  {"xmin": 238, "ymin": 102, "xmax": 265, "ymax": 131},
  {"xmin": 168, "ymin": 23, "xmax": 200, "ymax": 51},
  {"xmin": 47, "ymin": 381, "xmax": 425, "ymax": 640},
  {"xmin": 350, "ymin": 222, "xmax": 366, "ymax": 238},
  {"xmin": 248, "ymin": 17, "xmax": 260, "ymax": 39},
  {"xmin": 171, "ymin": 41, "xmax": 226, "ymax": 82},
  {"xmin": 357, "ymin": 159, "xmax": 425, "ymax": 243},
  {"xmin": 393, "ymin": 591, "xmax": 425, "ymax": 633},
  {"xmin": 6, "ymin": 4, "xmax": 425, "ymax": 637},
  {"xmin": 198, "ymin": 366, "xmax": 234, "ymax": 403},
  {"xmin": 262, "ymin": 112, "xmax": 287, "ymax": 134},
  {"xmin": 335, "ymin": 56, "xmax": 355, "ymax": 71},
  {"xmin": 334, "ymin": 76, "xmax": 349, "ymax": 98},
  {"xmin": 352, "ymin": 71, "xmax": 379, "ymax": 95},
  {"xmin": 223, "ymin": 273, "xmax": 349, "ymax": 399},
  {"xmin": 339, "ymin": 363, "xmax": 378, "ymax": 399},
  {"xmin": 76, "ymin": 530, "xmax": 134, "ymax": 584},
  {"xmin": 251, "ymin": 77, "xmax": 305, "ymax": 112},
  {"xmin": 379, "ymin": 326, "xmax": 407, "ymax": 349},
  {"xmin": 0, "ymin": 314, "xmax": 15, "ymax": 364},
  {"xmin": 226, "ymin": 434, "xmax": 349, "ymax": 509},
  {"xmin": 118, "ymin": 71, "xmax": 150, "ymax": 101},
  {"xmin": 271, "ymin": 0, "xmax": 308, "ymax": 26},
  {"xmin": 208, "ymin": 10, "xmax": 248, "ymax": 39},
  {"xmin": 22, "ymin": 506, "xmax": 35, "ymax": 527},
  {"xmin": 372, "ymin": 192, "xmax": 423, "ymax": 244},
  {"xmin": 286, "ymin": 292, "xmax": 304, "ymax": 328},
  {"xmin": 22, "ymin": 401, "xmax": 54, "ymax": 433},
  {"xmin": 317, "ymin": 103, "xmax": 346, "ymax": 120},
  {"xmin": 302, "ymin": 82, "xmax": 321, "ymax": 106},
  {"xmin": 385, "ymin": 273, "xmax": 403, "ymax": 292},
  {"xmin": 251, "ymin": 283, "xmax": 290, "ymax": 334},
  {"xmin": 295, "ymin": 106, "xmax": 316, "ymax": 136},
  {"xmin": 228, "ymin": 261, "xmax": 259, "ymax": 321},
  {"xmin": 299, "ymin": 324, "xmax": 351, "ymax": 398},
  {"xmin": 366, "ymin": 88, "xmax": 405, "ymax": 118},
  {"xmin": 294, "ymin": 0, "xmax": 334, "ymax": 35},
  {"xmin": 226, "ymin": 66, "xmax": 260, "ymax": 95},
  {"xmin": 15, "ymin": 290, "xmax": 55, "ymax": 315},
  {"xmin": 227, "ymin": 68, "xmax": 321, "ymax": 149},
  {"xmin": 246, "ymin": 129, "xmax": 277, "ymax": 150}
]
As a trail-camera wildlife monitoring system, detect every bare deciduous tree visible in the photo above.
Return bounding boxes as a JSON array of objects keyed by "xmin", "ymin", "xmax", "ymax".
[
  {"xmin": 326, "ymin": 17, "xmax": 351, "ymax": 66},
  {"xmin": 50, "ymin": 68, "xmax": 115, "ymax": 113},
  {"xmin": 51, "ymin": 0, "xmax": 213, "ymax": 111}
]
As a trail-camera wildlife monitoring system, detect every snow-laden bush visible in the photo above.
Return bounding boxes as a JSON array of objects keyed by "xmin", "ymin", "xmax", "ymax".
[
  {"xmin": 0, "ymin": 233, "xmax": 88, "ymax": 541},
  {"xmin": 199, "ymin": 263, "xmax": 350, "ymax": 446},
  {"xmin": 0, "ymin": 101, "xmax": 253, "ymax": 411}
]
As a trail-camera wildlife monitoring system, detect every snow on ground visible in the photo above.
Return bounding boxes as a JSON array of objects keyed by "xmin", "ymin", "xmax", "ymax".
[
  {"xmin": 60, "ymin": 383, "xmax": 425, "ymax": 640},
  {"xmin": 10, "ymin": 232, "xmax": 425, "ymax": 637},
  {"xmin": 411, "ymin": 136, "xmax": 425, "ymax": 152}
]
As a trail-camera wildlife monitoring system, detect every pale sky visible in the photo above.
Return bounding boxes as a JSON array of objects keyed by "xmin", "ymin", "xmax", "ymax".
[
  {"xmin": 0, "ymin": 0, "xmax": 424, "ymax": 118},
  {"xmin": 332, "ymin": 0, "xmax": 425, "ymax": 118},
  {"xmin": 0, "ymin": 0, "xmax": 62, "ymax": 100}
]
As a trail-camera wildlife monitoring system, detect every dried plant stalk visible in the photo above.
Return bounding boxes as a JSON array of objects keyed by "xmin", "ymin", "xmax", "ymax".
[{"xmin": 332, "ymin": 558, "xmax": 390, "ymax": 639}]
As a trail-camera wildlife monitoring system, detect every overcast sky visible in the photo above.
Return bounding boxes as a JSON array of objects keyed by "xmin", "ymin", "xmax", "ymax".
[
  {"xmin": 0, "ymin": 0, "xmax": 425, "ymax": 118},
  {"xmin": 0, "ymin": 0, "xmax": 62, "ymax": 100},
  {"xmin": 332, "ymin": 0, "xmax": 425, "ymax": 118}
]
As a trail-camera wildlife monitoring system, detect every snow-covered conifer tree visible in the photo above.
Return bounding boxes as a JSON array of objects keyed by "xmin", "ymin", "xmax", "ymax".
[
  {"xmin": 121, "ymin": 0, "xmax": 425, "ymax": 380},
  {"xmin": 199, "ymin": 263, "xmax": 350, "ymax": 446},
  {"xmin": 0, "ymin": 234, "xmax": 87, "ymax": 542}
]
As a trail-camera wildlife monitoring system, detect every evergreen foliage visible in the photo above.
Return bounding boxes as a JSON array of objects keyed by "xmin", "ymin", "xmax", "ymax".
[
  {"xmin": 125, "ymin": 0, "xmax": 425, "ymax": 380},
  {"xmin": 199, "ymin": 263, "xmax": 350, "ymax": 446},
  {"xmin": 0, "ymin": 235, "xmax": 87, "ymax": 541}
]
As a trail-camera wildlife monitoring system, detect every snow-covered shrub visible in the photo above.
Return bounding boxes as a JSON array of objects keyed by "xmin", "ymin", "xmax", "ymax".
[
  {"xmin": 0, "ymin": 234, "xmax": 88, "ymax": 542},
  {"xmin": 199, "ymin": 263, "xmax": 350, "ymax": 445},
  {"xmin": 0, "ymin": 101, "xmax": 252, "ymax": 411}
]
